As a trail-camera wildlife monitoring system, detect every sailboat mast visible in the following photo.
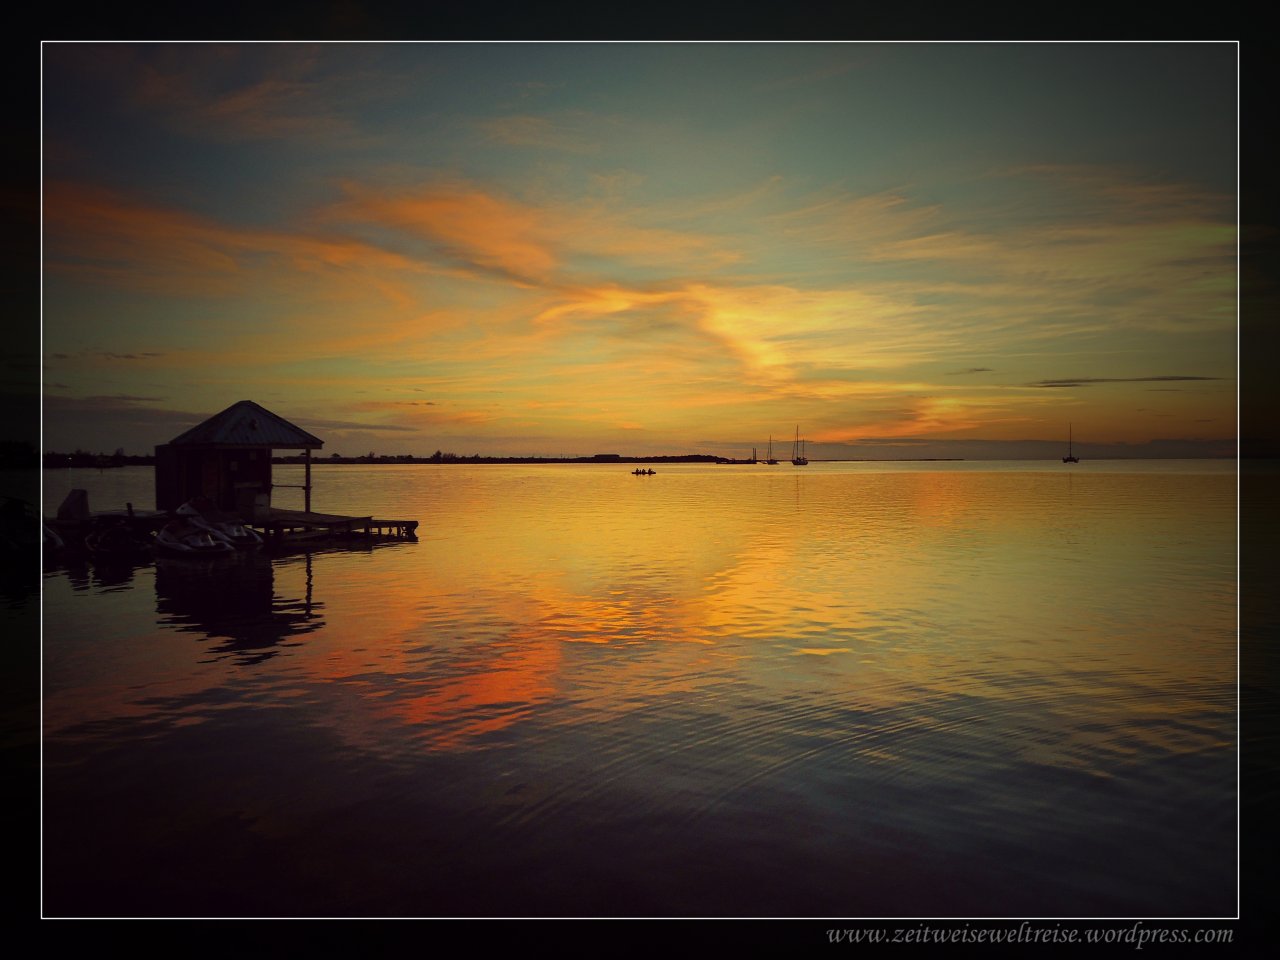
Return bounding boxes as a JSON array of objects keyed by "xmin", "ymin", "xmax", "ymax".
[
  {"xmin": 790, "ymin": 425, "xmax": 809, "ymax": 465},
  {"xmin": 1062, "ymin": 422, "xmax": 1079, "ymax": 463}
]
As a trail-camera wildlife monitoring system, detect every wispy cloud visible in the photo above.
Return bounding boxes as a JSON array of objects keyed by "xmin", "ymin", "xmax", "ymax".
[
  {"xmin": 475, "ymin": 114, "xmax": 601, "ymax": 154},
  {"xmin": 82, "ymin": 394, "xmax": 165, "ymax": 402},
  {"xmin": 1030, "ymin": 376, "xmax": 1222, "ymax": 388},
  {"xmin": 764, "ymin": 189, "xmax": 943, "ymax": 261},
  {"xmin": 126, "ymin": 44, "xmax": 368, "ymax": 143},
  {"xmin": 327, "ymin": 179, "xmax": 740, "ymax": 287},
  {"xmin": 287, "ymin": 414, "xmax": 418, "ymax": 433},
  {"xmin": 768, "ymin": 167, "xmax": 1235, "ymax": 339},
  {"xmin": 43, "ymin": 180, "xmax": 429, "ymax": 300}
]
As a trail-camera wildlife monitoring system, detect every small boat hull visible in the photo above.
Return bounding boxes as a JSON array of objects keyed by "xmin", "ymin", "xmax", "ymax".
[
  {"xmin": 1063, "ymin": 424, "xmax": 1081, "ymax": 463},
  {"xmin": 176, "ymin": 499, "xmax": 263, "ymax": 549},
  {"xmin": 156, "ymin": 522, "xmax": 235, "ymax": 557}
]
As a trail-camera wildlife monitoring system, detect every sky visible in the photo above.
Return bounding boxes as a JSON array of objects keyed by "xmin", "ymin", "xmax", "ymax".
[{"xmin": 40, "ymin": 42, "xmax": 1238, "ymax": 459}]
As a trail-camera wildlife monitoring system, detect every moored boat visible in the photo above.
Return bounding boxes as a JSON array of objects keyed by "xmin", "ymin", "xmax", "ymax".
[
  {"xmin": 791, "ymin": 426, "xmax": 809, "ymax": 466},
  {"xmin": 1062, "ymin": 423, "xmax": 1080, "ymax": 464},
  {"xmin": 155, "ymin": 518, "xmax": 235, "ymax": 556},
  {"xmin": 177, "ymin": 497, "xmax": 264, "ymax": 549},
  {"xmin": 764, "ymin": 436, "xmax": 778, "ymax": 464}
]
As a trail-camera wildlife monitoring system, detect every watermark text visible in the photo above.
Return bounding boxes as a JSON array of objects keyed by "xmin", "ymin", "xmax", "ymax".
[{"xmin": 827, "ymin": 921, "xmax": 1234, "ymax": 949}]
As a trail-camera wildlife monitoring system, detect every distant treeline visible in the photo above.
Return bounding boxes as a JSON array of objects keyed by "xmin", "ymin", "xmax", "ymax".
[
  {"xmin": 41, "ymin": 449, "xmax": 737, "ymax": 467},
  {"xmin": 40, "ymin": 449, "xmax": 978, "ymax": 467},
  {"xmin": 43, "ymin": 450, "xmax": 154, "ymax": 468}
]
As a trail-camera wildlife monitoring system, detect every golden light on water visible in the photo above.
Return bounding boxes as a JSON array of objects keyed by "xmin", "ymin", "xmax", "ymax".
[{"xmin": 39, "ymin": 460, "xmax": 1237, "ymax": 915}]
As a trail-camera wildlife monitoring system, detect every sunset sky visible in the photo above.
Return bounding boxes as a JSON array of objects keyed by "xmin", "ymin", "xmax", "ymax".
[{"xmin": 41, "ymin": 42, "xmax": 1238, "ymax": 459}]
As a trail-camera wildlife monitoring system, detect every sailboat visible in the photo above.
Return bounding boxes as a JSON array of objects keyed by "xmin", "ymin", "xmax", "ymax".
[
  {"xmin": 764, "ymin": 436, "xmax": 778, "ymax": 465},
  {"xmin": 791, "ymin": 426, "xmax": 809, "ymax": 466},
  {"xmin": 1062, "ymin": 423, "xmax": 1080, "ymax": 464}
]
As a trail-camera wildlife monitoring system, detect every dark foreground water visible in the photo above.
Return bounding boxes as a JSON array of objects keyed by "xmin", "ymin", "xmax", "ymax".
[{"xmin": 38, "ymin": 461, "xmax": 1237, "ymax": 917}]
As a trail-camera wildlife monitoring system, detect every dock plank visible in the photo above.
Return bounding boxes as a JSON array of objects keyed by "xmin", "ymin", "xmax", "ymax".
[{"xmin": 248, "ymin": 506, "xmax": 417, "ymax": 543}]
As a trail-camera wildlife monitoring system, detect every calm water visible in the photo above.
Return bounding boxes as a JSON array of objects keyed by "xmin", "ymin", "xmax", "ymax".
[{"xmin": 38, "ymin": 461, "xmax": 1238, "ymax": 917}]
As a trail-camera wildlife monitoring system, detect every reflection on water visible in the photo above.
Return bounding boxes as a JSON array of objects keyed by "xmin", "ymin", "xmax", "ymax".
[
  {"xmin": 155, "ymin": 553, "xmax": 322, "ymax": 664},
  {"xmin": 40, "ymin": 462, "xmax": 1237, "ymax": 917}
]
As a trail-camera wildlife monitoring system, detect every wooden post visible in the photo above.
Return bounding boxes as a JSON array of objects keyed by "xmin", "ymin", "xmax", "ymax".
[{"xmin": 304, "ymin": 447, "xmax": 312, "ymax": 513}]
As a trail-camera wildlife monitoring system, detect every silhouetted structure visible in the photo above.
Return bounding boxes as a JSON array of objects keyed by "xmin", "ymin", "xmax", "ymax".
[
  {"xmin": 155, "ymin": 400, "xmax": 323, "ymax": 515},
  {"xmin": 1062, "ymin": 423, "xmax": 1080, "ymax": 464}
]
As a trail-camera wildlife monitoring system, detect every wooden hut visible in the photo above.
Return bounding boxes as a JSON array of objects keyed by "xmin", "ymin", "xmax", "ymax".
[{"xmin": 155, "ymin": 400, "xmax": 323, "ymax": 516}]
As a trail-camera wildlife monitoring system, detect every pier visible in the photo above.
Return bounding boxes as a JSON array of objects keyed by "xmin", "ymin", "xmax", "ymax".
[
  {"xmin": 47, "ymin": 500, "xmax": 418, "ymax": 553},
  {"xmin": 251, "ymin": 508, "xmax": 418, "ymax": 543}
]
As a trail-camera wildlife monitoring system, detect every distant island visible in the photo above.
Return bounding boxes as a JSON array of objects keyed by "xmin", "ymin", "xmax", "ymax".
[{"xmin": 42, "ymin": 449, "xmax": 965, "ymax": 467}]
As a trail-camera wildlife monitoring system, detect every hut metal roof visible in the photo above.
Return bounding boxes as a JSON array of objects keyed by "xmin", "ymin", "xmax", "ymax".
[{"xmin": 165, "ymin": 400, "xmax": 323, "ymax": 449}]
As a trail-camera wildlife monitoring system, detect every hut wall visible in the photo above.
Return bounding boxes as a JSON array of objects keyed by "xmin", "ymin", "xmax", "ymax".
[
  {"xmin": 155, "ymin": 444, "xmax": 273, "ymax": 512},
  {"xmin": 155, "ymin": 444, "xmax": 179, "ymax": 512},
  {"xmin": 225, "ymin": 449, "xmax": 272, "ymax": 513}
]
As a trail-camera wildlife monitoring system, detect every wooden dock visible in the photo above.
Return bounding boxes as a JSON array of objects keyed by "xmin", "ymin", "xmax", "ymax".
[
  {"xmin": 250, "ymin": 508, "xmax": 418, "ymax": 543},
  {"xmin": 45, "ymin": 487, "xmax": 418, "ymax": 553}
]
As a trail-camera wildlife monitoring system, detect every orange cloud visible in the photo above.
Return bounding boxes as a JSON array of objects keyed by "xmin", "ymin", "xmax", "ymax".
[
  {"xmin": 331, "ymin": 183, "xmax": 561, "ymax": 284},
  {"xmin": 43, "ymin": 180, "xmax": 427, "ymax": 300},
  {"xmin": 328, "ymin": 180, "xmax": 740, "ymax": 288}
]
